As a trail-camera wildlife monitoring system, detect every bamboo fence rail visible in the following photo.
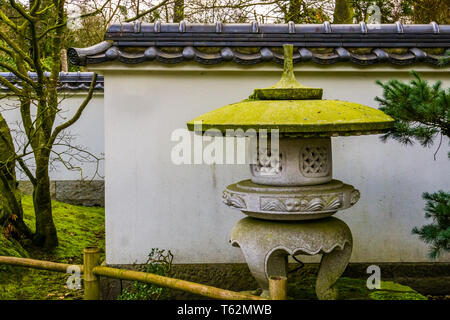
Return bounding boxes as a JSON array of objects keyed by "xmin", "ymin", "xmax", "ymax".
[
  {"xmin": 0, "ymin": 247, "xmax": 283, "ymax": 300},
  {"xmin": 0, "ymin": 256, "xmax": 81, "ymax": 273}
]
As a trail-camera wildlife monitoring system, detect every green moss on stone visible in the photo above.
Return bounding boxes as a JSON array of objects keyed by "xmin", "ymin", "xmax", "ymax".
[
  {"xmin": 369, "ymin": 281, "xmax": 428, "ymax": 300},
  {"xmin": 234, "ymin": 47, "xmax": 262, "ymax": 54},
  {"xmin": 195, "ymin": 47, "xmax": 222, "ymax": 54},
  {"xmin": 186, "ymin": 44, "xmax": 394, "ymax": 136},
  {"xmin": 287, "ymin": 277, "xmax": 427, "ymax": 300},
  {"xmin": 253, "ymin": 88, "xmax": 324, "ymax": 100},
  {"xmin": 187, "ymin": 99, "xmax": 394, "ymax": 134},
  {"xmin": 348, "ymin": 48, "xmax": 373, "ymax": 55},
  {"xmin": 0, "ymin": 233, "xmax": 28, "ymax": 259},
  {"xmin": 253, "ymin": 45, "xmax": 323, "ymax": 100}
]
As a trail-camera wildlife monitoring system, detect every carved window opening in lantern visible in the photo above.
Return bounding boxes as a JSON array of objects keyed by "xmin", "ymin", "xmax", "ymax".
[
  {"xmin": 251, "ymin": 146, "xmax": 283, "ymax": 177},
  {"xmin": 300, "ymin": 144, "xmax": 331, "ymax": 178}
]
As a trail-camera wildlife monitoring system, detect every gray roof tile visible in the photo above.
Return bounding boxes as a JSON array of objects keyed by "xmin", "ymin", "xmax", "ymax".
[
  {"xmin": 0, "ymin": 72, "xmax": 104, "ymax": 92},
  {"xmin": 67, "ymin": 22, "xmax": 449, "ymax": 67}
]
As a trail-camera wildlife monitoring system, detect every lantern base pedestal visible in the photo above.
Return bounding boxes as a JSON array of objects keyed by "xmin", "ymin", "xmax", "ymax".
[{"xmin": 230, "ymin": 217, "xmax": 353, "ymax": 300}]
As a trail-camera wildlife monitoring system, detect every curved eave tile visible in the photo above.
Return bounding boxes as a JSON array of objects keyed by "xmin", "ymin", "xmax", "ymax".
[
  {"xmin": 1, "ymin": 83, "xmax": 104, "ymax": 92},
  {"xmin": 0, "ymin": 72, "xmax": 104, "ymax": 92},
  {"xmin": 68, "ymin": 41, "xmax": 113, "ymax": 66},
  {"xmin": 68, "ymin": 46, "xmax": 449, "ymax": 67}
]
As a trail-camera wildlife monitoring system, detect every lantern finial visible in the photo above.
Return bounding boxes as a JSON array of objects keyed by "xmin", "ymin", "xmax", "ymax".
[
  {"xmin": 274, "ymin": 44, "xmax": 299, "ymax": 88},
  {"xmin": 251, "ymin": 44, "xmax": 323, "ymax": 100}
]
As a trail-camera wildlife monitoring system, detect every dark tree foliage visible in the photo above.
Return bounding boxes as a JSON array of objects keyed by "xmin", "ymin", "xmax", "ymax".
[
  {"xmin": 282, "ymin": 0, "xmax": 329, "ymax": 24},
  {"xmin": 402, "ymin": 0, "xmax": 450, "ymax": 24},
  {"xmin": 412, "ymin": 191, "xmax": 450, "ymax": 259},
  {"xmin": 351, "ymin": 0, "xmax": 449, "ymax": 24},
  {"xmin": 351, "ymin": 0, "xmax": 403, "ymax": 23},
  {"xmin": 376, "ymin": 71, "xmax": 450, "ymax": 259},
  {"xmin": 376, "ymin": 71, "xmax": 449, "ymax": 152}
]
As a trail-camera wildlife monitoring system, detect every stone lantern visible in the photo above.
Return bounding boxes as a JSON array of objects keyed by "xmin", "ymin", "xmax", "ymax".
[{"xmin": 187, "ymin": 45, "xmax": 394, "ymax": 299}]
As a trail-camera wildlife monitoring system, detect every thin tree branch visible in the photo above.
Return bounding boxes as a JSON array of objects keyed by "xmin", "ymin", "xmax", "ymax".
[
  {"xmin": 125, "ymin": 0, "xmax": 171, "ymax": 22},
  {"xmin": 0, "ymin": 29, "xmax": 34, "ymax": 67},
  {"xmin": 433, "ymin": 132, "xmax": 443, "ymax": 161},
  {"xmin": 48, "ymin": 73, "xmax": 98, "ymax": 148},
  {"xmin": 35, "ymin": 3, "xmax": 54, "ymax": 15},
  {"xmin": 0, "ymin": 75, "xmax": 22, "ymax": 96},
  {"xmin": 30, "ymin": 0, "xmax": 42, "ymax": 15},
  {"xmin": 0, "ymin": 62, "xmax": 38, "ymax": 89},
  {"xmin": 0, "ymin": 7, "xmax": 21, "ymax": 31},
  {"xmin": 0, "ymin": 130, "xmax": 37, "ymax": 185},
  {"xmin": 9, "ymin": 0, "xmax": 36, "ymax": 22}
]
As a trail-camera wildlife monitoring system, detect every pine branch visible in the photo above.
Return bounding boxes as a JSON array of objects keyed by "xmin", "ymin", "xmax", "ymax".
[
  {"xmin": 376, "ymin": 71, "xmax": 450, "ymax": 154},
  {"xmin": 412, "ymin": 191, "xmax": 450, "ymax": 259}
]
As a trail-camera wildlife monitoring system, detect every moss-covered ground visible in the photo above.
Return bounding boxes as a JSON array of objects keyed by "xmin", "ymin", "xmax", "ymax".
[
  {"xmin": 287, "ymin": 277, "xmax": 427, "ymax": 300},
  {"xmin": 0, "ymin": 195, "xmax": 427, "ymax": 300},
  {"xmin": 0, "ymin": 195, "xmax": 105, "ymax": 300}
]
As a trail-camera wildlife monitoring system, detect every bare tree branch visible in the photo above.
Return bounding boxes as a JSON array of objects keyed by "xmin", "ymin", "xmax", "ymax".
[
  {"xmin": 125, "ymin": 0, "xmax": 172, "ymax": 22},
  {"xmin": 48, "ymin": 73, "xmax": 98, "ymax": 148}
]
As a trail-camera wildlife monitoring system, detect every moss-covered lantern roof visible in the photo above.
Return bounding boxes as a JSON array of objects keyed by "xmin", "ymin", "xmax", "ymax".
[{"xmin": 187, "ymin": 44, "xmax": 394, "ymax": 137}]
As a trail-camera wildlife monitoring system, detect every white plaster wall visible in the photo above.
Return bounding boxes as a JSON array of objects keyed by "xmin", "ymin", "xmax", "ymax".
[
  {"xmin": 96, "ymin": 63, "xmax": 449, "ymax": 264},
  {"xmin": 0, "ymin": 92, "xmax": 104, "ymax": 180}
]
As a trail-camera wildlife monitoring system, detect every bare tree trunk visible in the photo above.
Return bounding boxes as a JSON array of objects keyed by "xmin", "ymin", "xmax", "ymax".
[
  {"xmin": 60, "ymin": 49, "xmax": 68, "ymax": 73},
  {"xmin": 32, "ymin": 154, "xmax": 58, "ymax": 249},
  {"xmin": 173, "ymin": 0, "xmax": 184, "ymax": 22},
  {"xmin": 333, "ymin": 0, "xmax": 353, "ymax": 24},
  {"xmin": 1, "ymin": 0, "xmax": 100, "ymax": 252},
  {"xmin": 286, "ymin": 0, "xmax": 302, "ymax": 23},
  {"xmin": 0, "ymin": 113, "xmax": 32, "ymax": 240}
]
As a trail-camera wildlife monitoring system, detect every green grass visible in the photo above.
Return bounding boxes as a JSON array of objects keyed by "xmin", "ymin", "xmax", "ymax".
[{"xmin": 0, "ymin": 195, "xmax": 105, "ymax": 300}]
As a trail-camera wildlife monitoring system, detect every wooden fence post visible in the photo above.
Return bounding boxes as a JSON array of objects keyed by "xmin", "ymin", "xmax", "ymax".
[
  {"xmin": 269, "ymin": 276, "xmax": 287, "ymax": 300},
  {"xmin": 83, "ymin": 247, "xmax": 101, "ymax": 300}
]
